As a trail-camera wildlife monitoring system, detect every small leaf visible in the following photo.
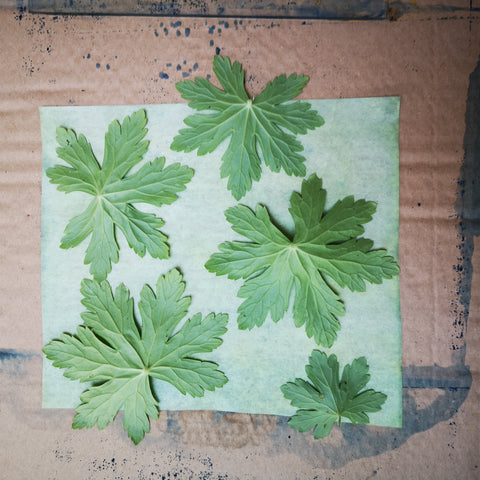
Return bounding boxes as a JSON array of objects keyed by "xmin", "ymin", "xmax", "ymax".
[{"xmin": 281, "ymin": 351, "xmax": 387, "ymax": 438}]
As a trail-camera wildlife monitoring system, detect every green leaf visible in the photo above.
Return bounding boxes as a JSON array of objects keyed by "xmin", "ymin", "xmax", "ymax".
[
  {"xmin": 206, "ymin": 174, "xmax": 399, "ymax": 347},
  {"xmin": 281, "ymin": 351, "xmax": 387, "ymax": 438},
  {"xmin": 171, "ymin": 55, "xmax": 324, "ymax": 200},
  {"xmin": 43, "ymin": 269, "xmax": 228, "ymax": 444},
  {"xmin": 46, "ymin": 109, "xmax": 194, "ymax": 281}
]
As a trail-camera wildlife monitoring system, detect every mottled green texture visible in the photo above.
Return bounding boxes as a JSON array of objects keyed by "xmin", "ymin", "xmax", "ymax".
[
  {"xmin": 206, "ymin": 174, "xmax": 399, "ymax": 347},
  {"xmin": 281, "ymin": 351, "xmax": 387, "ymax": 438},
  {"xmin": 43, "ymin": 269, "xmax": 228, "ymax": 444},
  {"xmin": 171, "ymin": 56, "xmax": 324, "ymax": 200},
  {"xmin": 41, "ymin": 98, "xmax": 401, "ymax": 428}
]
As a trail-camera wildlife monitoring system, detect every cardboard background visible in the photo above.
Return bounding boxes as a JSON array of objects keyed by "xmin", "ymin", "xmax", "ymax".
[{"xmin": 0, "ymin": 3, "xmax": 479, "ymax": 478}]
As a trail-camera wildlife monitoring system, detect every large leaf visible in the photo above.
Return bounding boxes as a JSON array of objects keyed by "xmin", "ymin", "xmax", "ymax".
[
  {"xmin": 171, "ymin": 55, "xmax": 324, "ymax": 200},
  {"xmin": 206, "ymin": 174, "xmax": 399, "ymax": 347},
  {"xmin": 47, "ymin": 109, "xmax": 194, "ymax": 281},
  {"xmin": 43, "ymin": 269, "xmax": 228, "ymax": 444}
]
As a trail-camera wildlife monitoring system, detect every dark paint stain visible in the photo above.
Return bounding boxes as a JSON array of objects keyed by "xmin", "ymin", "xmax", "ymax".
[
  {"xmin": 208, "ymin": 25, "xmax": 216, "ymax": 34},
  {"xmin": 0, "ymin": 349, "xmax": 38, "ymax": 376},
  {"xmin": 210, "ymin": 39, "xmax": 214, "ymax": 47},
  {"xmin": 215, "ymin": 47, "xmax": 221, "ymax": 55},
  {"xmin": 185, "ymin": 27, "xmax": 191, "ymax": 37},
  {"xmin": 159, "ymin": 72, "xmax": 169, "ymax": 79},
  {"xmin": 453, "ymin": 54, "xmax": 480, "ymax": 350},
  {"xmin": 388, "ymin": 1, "xmax": 480, "ymax": 21}
]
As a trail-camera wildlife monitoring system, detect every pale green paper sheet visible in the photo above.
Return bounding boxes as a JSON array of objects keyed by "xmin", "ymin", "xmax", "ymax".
[{"xmin": 40, "ymin": 98, "xmax": 401, "ymax": 427}]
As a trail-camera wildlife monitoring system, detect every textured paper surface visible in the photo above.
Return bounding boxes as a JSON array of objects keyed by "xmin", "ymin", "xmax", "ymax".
[{"xmin": 40, "ymin": 97, "xmax": 401, "ymax": 426}]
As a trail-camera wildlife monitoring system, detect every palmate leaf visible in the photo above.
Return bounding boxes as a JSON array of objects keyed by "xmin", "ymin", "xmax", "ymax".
[
  {"xmin": 46, "ymin": 109, "xmax": 194, "ymax": 281},
  {"xmin": 171, "ymin": 55, "xmax": 324, "ymax": 200},
  {"xmin": 281, "ymin": 351, "xmax": 387, "ymax": 438},
  {"xmin": 206, "ymin": 174, "xmax": 399, "ymax": 347},
  {"xmin": 43, "ymin": 269, "xmax": 228, "ymax": 444}
]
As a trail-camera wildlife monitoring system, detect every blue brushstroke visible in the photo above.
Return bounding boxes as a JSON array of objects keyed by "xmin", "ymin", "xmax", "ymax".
[{"xmin": 455, "ymin": 54, "xmax": 480, "ymax": 353}]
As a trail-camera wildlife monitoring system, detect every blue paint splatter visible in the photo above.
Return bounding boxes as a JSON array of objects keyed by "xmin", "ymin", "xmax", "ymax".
[
  {"xmin": 106, "ymin": 64, "xmax": 110, "ymax": 70},
  {"xmin": 154, "ymin": 29, "xmax": 159, "ymax": 37},
  {"xmin": 176, "ymin": 64, "xmax": 181, "ymax": 70},
  {"xmin": 210, "ymin": 40, "xmax": 214, "ymax": 47},
  {"xmin": 164, "ymin": 27, "xmax": 168, "ymax": 36},
  {"xmin": 176, "ymin": 30, "xmax": 181, "ymax": 37},
  {"xmin": 96, "ymin": 63, "xmax": 100, "ymax": 69},
  {"xmin": 208, "ymin": 25, "xmax": 215, "ymax": 34},
  {"xmin": 171, "ymin": 20, "xmax": 182, "ymax": 28},
  {"xmin": 193, "ymin": 62, "xmax": 198, "ymax": 70},
  {"xmin": 215, "ymin": 47, "xmax": 221, "ymax": 55},
  {"xmin": 185, "ymin": 27, "xmax": 190, "ymax": 37},
  {"xmin": 87, "ymin": 53, "xmax": 91, "ymax": 59},
  {"xmin": 182, "ymin": 72, "xmax": 190, "ymax": 78},
  {"xmin": 166, "ymin": 62, "xmax": 172, "ymax": 67},
  {"xmin": 159, "ymin": 72, "xmax": 169, "ymax": 79}
]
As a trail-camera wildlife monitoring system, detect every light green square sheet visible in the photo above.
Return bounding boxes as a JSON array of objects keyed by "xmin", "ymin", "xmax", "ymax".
[{"xmin": 41, "ymin": 97, "xmax": 401, "ymax": 428}]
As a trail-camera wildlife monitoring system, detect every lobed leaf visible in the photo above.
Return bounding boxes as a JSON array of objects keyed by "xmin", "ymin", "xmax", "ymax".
[
  {"xmin": 47, "ymin": 109, "xmax": 194, "ymax": 281},
  {"xmin": 171, "ymin": 55, "xmax": 324, "ymax": 200},
  {"xmin": 206, "ymin": 174, "xmax": 399, "ymax": 347},
  {"xmin": 281, "ymin": 351, "xmax": 387, "ymax": 438},
  {"xmin": 43, "ymin": 269, "xmax": 228, "ymax": 444}
]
